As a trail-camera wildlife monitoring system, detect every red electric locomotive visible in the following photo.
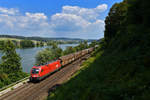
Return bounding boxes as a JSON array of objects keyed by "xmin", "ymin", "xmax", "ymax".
[{"xmin": 30, "ymin": 60, "xmax": 61, "ymax": 81}]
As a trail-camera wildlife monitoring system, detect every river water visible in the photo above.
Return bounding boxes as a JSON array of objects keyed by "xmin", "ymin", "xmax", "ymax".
[{"xmin": 0, "ymin": 44, "xmax": 78, "ymax": 73}]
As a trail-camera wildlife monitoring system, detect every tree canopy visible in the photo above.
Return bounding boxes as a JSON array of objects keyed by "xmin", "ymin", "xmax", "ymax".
[
  {"xmin": 35, "ymin": 44, "xmax": 63, "ymax": 66},
  {"xmin": 0, "ymin": 41, "xmax": 28, "ymax": 88},
  {"xmin": 1, "ymin": 41, "xmax": 22, "ymax": 73},
  {"xmin": 20, "ymin": 40, "xmax": 35, "ymax": 48}
]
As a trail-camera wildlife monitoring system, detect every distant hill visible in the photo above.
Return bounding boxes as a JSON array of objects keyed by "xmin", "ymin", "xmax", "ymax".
[{"xmin": 0, "ymin": 35, "xmax": 96, "ymax": 42}]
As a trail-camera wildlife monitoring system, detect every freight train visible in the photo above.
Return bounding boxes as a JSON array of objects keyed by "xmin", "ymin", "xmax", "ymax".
[{"xmin": 30, "ymin": 47, "xmax": 94, "ymax": 81}]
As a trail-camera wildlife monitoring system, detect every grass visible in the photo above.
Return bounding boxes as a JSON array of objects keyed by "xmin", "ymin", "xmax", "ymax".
[
  {"xmin": 0, "ymin": 38, "xmax": 22, "ymax": 41},
  {"xmin": 0, "ymin": 37, "xmax": 39, "ymax": 44}
]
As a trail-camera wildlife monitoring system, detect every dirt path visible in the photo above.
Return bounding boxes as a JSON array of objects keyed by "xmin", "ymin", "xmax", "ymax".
[{"xmin": 0, "ymin": 54, "xmax": 90, "ymax": 100}]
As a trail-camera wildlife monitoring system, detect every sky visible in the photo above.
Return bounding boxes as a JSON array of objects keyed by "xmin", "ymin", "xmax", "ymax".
[{"xmin": 0, "ymin": 0, "xmax": 123, "ymax": 39}]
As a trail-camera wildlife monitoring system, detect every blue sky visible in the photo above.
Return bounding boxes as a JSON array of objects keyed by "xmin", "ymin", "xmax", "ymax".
[{"xmin": 0, "ymin": 0, "xmax": 122, "ymax": 39}]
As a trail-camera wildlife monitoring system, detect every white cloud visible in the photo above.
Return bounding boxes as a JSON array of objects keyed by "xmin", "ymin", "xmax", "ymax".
[
  {"xmin": 0, "ymin": 7, "xmax": 19, "ymax": 15},
  {"xmin": 0, "ymin": 14, "xmax": 16, "ymax": 28},
  {"xmin": 0, "ymin": 4, "xmax": 107, "ymax": 39},
  {"xmin": 25, "ymin": 12, "xmax": 47, "ymax": 21},
  {"xmin": 62, "ymin": 4, "xmax": 107, "ymax": 21},
  {"xmin": 0, "ymin": 11, "xmax": 50, "ymax": 36},
  {"xmin": 95, "ymin": 4, "xmax": 108, "ymax": 12},
  {"xmin": 50, "ymin": 13, "xmax": 90, "ymax": 32}
]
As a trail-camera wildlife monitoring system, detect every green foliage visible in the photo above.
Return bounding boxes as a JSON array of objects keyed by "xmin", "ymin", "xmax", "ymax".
[
  {"xmin": 48, "ymin": 0, "xmax": 150, "ymax": 100},
  {"xmin": 35, "ymin": 48, "xmax": 55, "ymax": 66},
  {"xmin": 0, "ymin": 40, "xmax": 28, "ymax": 88},
  {"xmin": 47, "ymin": 41, "xmax": 54, "ymax": 46},
  {"xmin": 51, "ymin": 43, "xmax": 58, "ymax": 49},
  {"xmin": 11, "ymin": 40, "xmax": 20, "ymax": 48},
  {"xmin": 39, "ymin": 41, "xmax": 44, "ymax": 47},
  {"xmin": 35, "ymin": 41, "xmax": 45, "ymax": 47},
  {"xmin": 0, "ymin": 40, "xmax": 20, "ymax": 49},
  {"xmin": 0, "ymin": 70, "xmax": 11, "ymax": 87},
  {"xmin": 50, "ymin": 43, "xmax": 63, "ymax": 58},
  {"xmin": 20, "ymin": 40, "xmax": 35, "ymax": 48},
  {"xmin": 35, "ymin": 44, "xmax": 63, "ymax": 66},
  {"xmin": 1, "ymin": 41, "xmax": 22, "ymax": 73},
  {"xmin": 89, "ymin": 40, "xmax": 101, "ymax": 48},
  {"xmin": 74, "ymin": 41, "xmax": 89, "ymax": 51},
  {"xmin": 36, "ymin": 42, "xmax": 40, "ymax": 47},
  {"xmin": 53, "ymin": 47, "xmax": 63, "ymax": 59},
  {"xmin": 104, "ymin": 1, "xmax": 127, "ymax": 45},
  {"xmin": 63, "ymin": 46, "xmax": 76, "ymax": 55},
  {"xmin": 0, "ymin": 40, "xmax": 5, "ymax": 50},
  {"xmin": 63, "ymin": 41, "xmax": 90, "ymax": 55}
]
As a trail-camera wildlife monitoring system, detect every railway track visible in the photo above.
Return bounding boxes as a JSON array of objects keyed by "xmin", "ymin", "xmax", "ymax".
[{"xmin": 0, "ymin": 54, "xmax": 91, "ymax": 100}]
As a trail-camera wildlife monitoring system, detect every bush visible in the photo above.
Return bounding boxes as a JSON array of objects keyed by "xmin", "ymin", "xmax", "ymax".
[
  {"xmin": 20, "ymin": 40, "xmax": 35, "ymax": 48},
  {"xmin": 35, "ymin": 44, "xmax": 63, "ymax": 66},
  {"xmin": 35, "ymin": 48, "xmax": 55, "ymax": 66}
]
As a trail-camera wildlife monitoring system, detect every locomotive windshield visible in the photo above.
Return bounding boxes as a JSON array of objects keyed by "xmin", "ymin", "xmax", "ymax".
[{"xmin": 32, "ymin": 68, "xmax": 39, "ymax": 74}]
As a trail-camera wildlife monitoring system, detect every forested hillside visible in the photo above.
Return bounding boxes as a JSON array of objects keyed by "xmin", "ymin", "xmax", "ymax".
[{"xmin": 48, "ymin": 0, "xmax": 150, "ymax": 100}]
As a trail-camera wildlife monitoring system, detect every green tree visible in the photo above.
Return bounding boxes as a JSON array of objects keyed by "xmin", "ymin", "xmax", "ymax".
[
  {"xmin": 20, "ymin": 40, "xmax": 35, "ymax": 48},
  {"xmin": 51, "ymin": 43, "xmax": 58, "ymax": 49},
  {"xmin": 39, "ymin": 41, "xmax": 44, "ymax": 47},
  {"xmin": 11, "ymin": 40, "xmax": 19, "ymax": 48},
  {"xmin": 63, "ymin": 46, "xmax": 76, "ymax": 55},
  {"xmin": 35, "ymin": 45, "xmax": 63, "ymax": 65},
  {"xmin": 104, "ymin": 1, "xmax": 127, "ymax": 45},
  {"xmin": 51, "ymin": 43, "xmax": 63, "ymax": 58},
  {"xmin": 74, "ymin": 41, "xmax": 88, "ymax": 51},
  {"xmin": 89, "ymin": 40, "xmax": 97, "ymax": 47},
  {"xmin": 53, "ymin": 47, "xmax": 63, "ymax": 58},
  {"xmin": 0, "ymin": 69, "xmax": 11, "ymax": 87},
  {"xmin": 47, "ymin": 41, "xmax": 57, "ymax": 46},
  {"xmin": 83, "ymin": 40, "xmax": 88, "ymax": 49},
  {"xmin": 1, "ymin": 41, "xmax": 22, "ymax": 73},
  {"xmin": 0, "ymin": 40, "xmax": 5, "ymax": 50},
  {"xmin": 35, "ymin": 48, "xmax": 55, "ymax": 66},
  {"xmin": 36, "ymin": 42, "xmax": 40, "ymax": 47}
]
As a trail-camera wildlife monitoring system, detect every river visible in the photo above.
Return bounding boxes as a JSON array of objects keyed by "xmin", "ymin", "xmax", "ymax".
[{"xmin": 0, "ymin": 44, "xmax": 78, "ymax": 73}]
